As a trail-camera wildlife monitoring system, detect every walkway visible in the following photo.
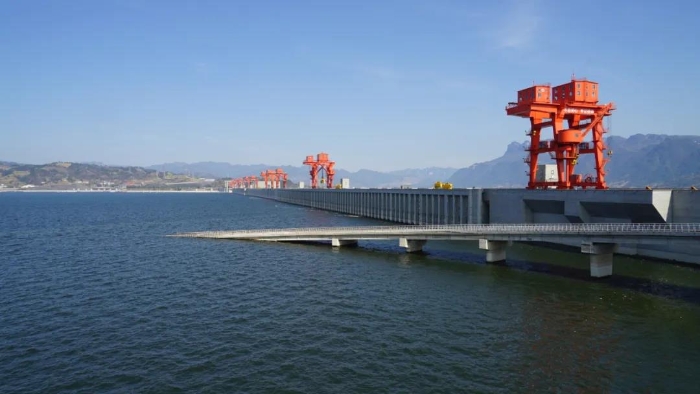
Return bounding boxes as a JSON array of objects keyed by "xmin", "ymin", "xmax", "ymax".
[
  {"xmin": 171, "ymin": 223, "xmax": 700, "ymax": 278},
  {"xmin": 171, "ymin": 223, "xmax": 700, "ymax": 242}
]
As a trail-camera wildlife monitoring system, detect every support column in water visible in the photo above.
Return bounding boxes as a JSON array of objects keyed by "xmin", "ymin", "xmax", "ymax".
[
  {"xmin": 332, "ymin": 238, "xmax": 358, "ymax": 247},
  {"xmin": 479, "ymin": 239, "xmax": 508, "ymax": 262},
  {"xmin": 581, "ymin": 242, "xmax": 617, "ymax": 278},
  {"xmin": 399, "ymin": 238, "xmax": 427, "ymax": 253}
]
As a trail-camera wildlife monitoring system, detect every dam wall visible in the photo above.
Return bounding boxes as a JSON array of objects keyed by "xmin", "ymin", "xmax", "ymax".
[
  {"xmin": 245, "ymin": 188, "xmax": 486, "ymax": 225},
  {"xmin": 240, "ymin": 188, "xmax": 700, "ymax": 264}
]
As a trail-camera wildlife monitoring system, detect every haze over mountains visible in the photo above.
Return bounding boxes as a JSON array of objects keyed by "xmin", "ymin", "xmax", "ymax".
[
  {"xmin": 147, "ymin": 162, "xmax": 456, "ymax": 188},
  {"xmin": 2, "ymin": 134, "xmax": 699, "ymax": 189},
  {"xmin": 149, "ymin": 134, "xmax": 700, "ymax": 188},
  {"xmin": 447, "ymin": 134, "xmax": 700, "ymax": 188}
]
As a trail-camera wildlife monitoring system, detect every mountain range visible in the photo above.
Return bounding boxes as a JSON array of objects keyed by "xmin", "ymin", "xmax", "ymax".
[
  {"xmin": 0, "ymin": 161, "xmax": 197, "ymax": 189},
  {"xmin": 147, "ymin": 162, "xmax": 456, "ymax": 188},
  {"xmin": 149, "ymin": 134, "xmax": 700, "ymax": 188},
  {"xmin": 447, "ymin": 134, "xmax": 700, "ymax": 188},
  {"xmin": 3, "ymin": 134, "xmax": 699, "ymax": 189}
]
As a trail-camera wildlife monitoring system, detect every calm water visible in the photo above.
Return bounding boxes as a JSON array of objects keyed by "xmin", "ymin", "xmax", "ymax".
[{"xmin": 2, "ymin": 192, "xmax": 700, "ymax": 393}]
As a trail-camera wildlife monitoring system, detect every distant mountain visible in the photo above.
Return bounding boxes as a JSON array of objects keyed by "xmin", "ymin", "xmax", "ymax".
[
  {"xmin": 447, "ymin": 142, "xmax": 536, "ymax": 188},
  {"xmin": 0, "ymin": 162, "xmax": 200, "ymax": 189},
  {"xmin": 147, "ymin": 162, "xmax": 269, "ymax": 179},
  {"xmin": 147, "ymin": 162, "xmax": 322, "ymax": 186},
  {"xmin": 603, "ymin": 134, "xmax": 700, "ymax": 187},
  {"xmin": 11, "ymin": 134, "xmax": 693, "ymax": 190},
  {"xmin": 387, "ymin": 167, "xmax": 458, "ymax": 188},
  {"xmin": 448, "ymin": 134, "xmax": 700, "ymax": 188},
  {"xmin": 148, "ymin": 162, "xmax": 457, "ymax": 188}
]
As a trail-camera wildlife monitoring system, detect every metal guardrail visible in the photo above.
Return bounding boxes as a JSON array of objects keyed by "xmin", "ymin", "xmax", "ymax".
[{"xmin": 171, "ymin": 223, "xmax": 700, "ymax": 238}]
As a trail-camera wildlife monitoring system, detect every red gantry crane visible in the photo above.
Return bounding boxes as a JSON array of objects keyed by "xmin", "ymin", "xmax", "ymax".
[
  {"xmin": 229, "ymin": 178, "xmax": 244, "ymax": 189},
  {"xmin": 244, "ymin": 175, "xmax": 258, "ymax": 189},
  {"xmin": 303, "ymin": 152, "xmax": 336, "ymax": 188},
  {"xmin": 506, "ymin": 76, "xmax": 615, "ymax": 189},
  {"xmin": 274, "ymin": 168, "xmax": 288, "ymax": 189},
  {"xmin": 228, "ymin": 176, "xmax": 260, "ymax": 189},
  {"xmin": 260, "ymin": 170, "xmax": 274, "ymax": 189},
  {"xmin": 259, "ymin": 169, "xmax": 287, "ymax": 189}
]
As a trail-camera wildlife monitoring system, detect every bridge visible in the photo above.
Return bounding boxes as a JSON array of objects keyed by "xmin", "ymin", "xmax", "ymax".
[{"xmin": 171, "ymin": 223, "xmax": 700, "ymax": 278}]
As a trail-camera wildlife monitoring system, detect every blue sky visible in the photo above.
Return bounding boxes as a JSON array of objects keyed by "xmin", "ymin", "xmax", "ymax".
[{"xmin": 2, "ymin": 0, "xmax": 699, "ymax": 171}]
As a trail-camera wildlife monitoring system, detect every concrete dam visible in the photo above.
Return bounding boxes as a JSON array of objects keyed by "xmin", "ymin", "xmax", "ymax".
[{"xmin": 238, "ymin": 188, "xmax": 700, "ymax": 265}]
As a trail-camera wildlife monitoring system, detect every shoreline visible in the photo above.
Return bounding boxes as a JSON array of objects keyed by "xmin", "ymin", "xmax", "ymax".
[{"xmin": 0, "ymin": 189, "xmax": 222, "ymax": 193}]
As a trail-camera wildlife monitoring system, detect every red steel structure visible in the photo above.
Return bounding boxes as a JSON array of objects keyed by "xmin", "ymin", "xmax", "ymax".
[
  {"xmin": 506, "ymin": 77, "xmax": 615, "ymax": 189},
  {"xmin": 228, "ymin": 178, "xmax": 244, "ymax": 189},
  {"xmin": 274, "ymin": 168, "xmax": 288, "ymax": 189},
  {"xmin": 244, "ymin": 176, "xmax": 258, "ymax": 189},
  {"xmin": 229, "ymin": 176, "xmax": 261, "ymax": 189},
  {"xmin": 260, "ymin": 170, "xmax": 274, "ymax": 189},
  {"xmin": 303, "ymin": 152, "xmax": 336, "ymax": 188},
  {"xmin": 259, "ymin": 169, "xmax": 287, "ymax": 189}
]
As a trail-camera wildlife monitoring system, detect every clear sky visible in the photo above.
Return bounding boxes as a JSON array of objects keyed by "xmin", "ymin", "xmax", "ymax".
[{"xmin": 2, "ymin": 0, "xmax": 699, "ymax": 171}]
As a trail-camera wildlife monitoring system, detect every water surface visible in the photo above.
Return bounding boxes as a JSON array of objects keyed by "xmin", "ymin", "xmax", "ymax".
[{"xmin": 2, "ymin": 193, "xmax": 699, "ymax": 393}]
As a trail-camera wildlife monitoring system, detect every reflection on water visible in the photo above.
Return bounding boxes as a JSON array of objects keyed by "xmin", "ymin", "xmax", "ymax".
[{"xmin": 1, "ymin": 193, "xmax": 699, "ymax": 393}]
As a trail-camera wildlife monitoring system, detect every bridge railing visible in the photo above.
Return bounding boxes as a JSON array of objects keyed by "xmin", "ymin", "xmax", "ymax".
[{"xmin": 174, "ymin": 223, "xmax": 700, "ymax": 237}]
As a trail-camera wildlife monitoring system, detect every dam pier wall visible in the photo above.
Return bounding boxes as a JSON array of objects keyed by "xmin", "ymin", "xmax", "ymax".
[
  {"xmin": 240, "ymin": 188, "xmax": 700, "ymax": 264},
  {"xmin": 248, "ymin": 188, "xmax": 486, "ymax": 225}
]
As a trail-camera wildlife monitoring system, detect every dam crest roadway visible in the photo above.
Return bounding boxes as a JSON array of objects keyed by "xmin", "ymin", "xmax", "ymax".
[{"xmin": 171, "ymin": 223, "xmax": 700, "ymax": 278}]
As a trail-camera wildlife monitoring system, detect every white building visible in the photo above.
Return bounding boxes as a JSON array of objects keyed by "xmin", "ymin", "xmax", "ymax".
[{"xmin": 536, "ymin": 164, "xmax": 558, "ymax": 183}]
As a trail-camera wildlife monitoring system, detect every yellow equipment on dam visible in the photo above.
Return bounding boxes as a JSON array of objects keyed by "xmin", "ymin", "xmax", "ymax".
[{"xmin": 434, "ymin": 181, "xmax": 453, "ymax": 190}]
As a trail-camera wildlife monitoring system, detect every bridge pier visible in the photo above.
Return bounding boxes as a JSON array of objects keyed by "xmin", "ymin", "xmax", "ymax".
[
  {"xmin": 399, "ymin": 238, "xmax": 426, "ymax": 253},
  {"xmin": 582, "ymin": 242, "xmax": 617, "ymax": 278},
  {"xmin": 332, "ymin": 238, "xmax": 358, "ymax": 247},
  {"xmin": 479, "ymin": 239, "xmax": 508, "ymax": 262}
]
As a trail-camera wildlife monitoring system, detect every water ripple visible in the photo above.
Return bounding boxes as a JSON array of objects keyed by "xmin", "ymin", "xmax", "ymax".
[{"xmin": 1, "ymin": 193, "xmax": 700, "ymax": 393}]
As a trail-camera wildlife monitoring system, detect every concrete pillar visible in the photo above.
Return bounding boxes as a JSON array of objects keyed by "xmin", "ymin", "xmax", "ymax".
[
  {"xmin": 479, "ymin": 239, "xmax": 508, "ymax": 262},
  {"xmin": 332, "ymin": 238, "xmax": 358, "ymax": 247},
  {"xmin": 399, "ymin": 238, "xmax": 426, "ymax": 253},
  {"xmin": 581, "ymin": 242, "xmax": 617, "ymax": 278},
  {"xmin": 468, "ymin": 188, "xmax": 484, "ymax": 224}
]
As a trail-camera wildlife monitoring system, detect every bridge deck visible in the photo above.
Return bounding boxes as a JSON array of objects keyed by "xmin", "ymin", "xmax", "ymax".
[{"xmin": 170, "ymin": 223, "xmax": 700, "ymax": 245}]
